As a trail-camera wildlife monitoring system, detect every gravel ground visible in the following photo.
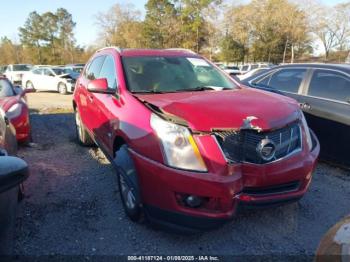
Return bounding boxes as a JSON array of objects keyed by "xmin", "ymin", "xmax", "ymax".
[{"xmin": 14, "ymin": 92, "xmax": 350, "ymax": 259}]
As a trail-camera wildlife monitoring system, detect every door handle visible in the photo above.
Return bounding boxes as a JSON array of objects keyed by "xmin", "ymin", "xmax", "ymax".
[{"xmin": 299, "ymin": 102, "xmax": 311, "ymax": 110}]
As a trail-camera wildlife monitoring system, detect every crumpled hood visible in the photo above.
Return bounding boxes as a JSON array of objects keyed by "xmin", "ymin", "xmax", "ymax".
[{"xmin": 134, "ymin": 88, "xmax": 300, "ymax": 132}]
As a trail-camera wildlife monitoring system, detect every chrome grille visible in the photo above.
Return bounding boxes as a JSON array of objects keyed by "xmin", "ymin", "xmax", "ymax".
[{"xmin": 215, "ymin": 123, "xmax": 302, "ymax": 164}]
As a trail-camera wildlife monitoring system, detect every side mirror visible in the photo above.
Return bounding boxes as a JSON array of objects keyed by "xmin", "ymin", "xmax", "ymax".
[
  {"xmin": 0, "ymin": 156, "xmax": 29, "ymax": 194},
  {"xmin": 87, "ymin": 78, "xmax": 115, "ymax": 94}
]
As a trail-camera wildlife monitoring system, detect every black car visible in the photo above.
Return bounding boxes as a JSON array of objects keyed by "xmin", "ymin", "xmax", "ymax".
[
  {"xmin": 242, "ymin": 63, "xmax": 350, "ymax": 167},
  {"xmin": 0, "ymin": 108, "xmax": 29, "ymax": 254}
]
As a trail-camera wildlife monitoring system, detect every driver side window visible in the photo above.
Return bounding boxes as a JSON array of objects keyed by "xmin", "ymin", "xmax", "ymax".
[{"xmin": 99, "ymin": 55, "xmax": 118, "ymax": 90}]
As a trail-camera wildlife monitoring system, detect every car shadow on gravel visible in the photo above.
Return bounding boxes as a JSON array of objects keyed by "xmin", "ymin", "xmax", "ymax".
[{"xmin": 13, "ymin": 110, "xmax": 350, "ymax": 257}]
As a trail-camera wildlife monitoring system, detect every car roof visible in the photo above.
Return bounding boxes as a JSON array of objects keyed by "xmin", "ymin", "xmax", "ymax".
[
  {"xmin": 98, "ymin": 47, "xmax": 199, "ymax": 57},
  {"xmin": 241, "ymin": 63, "xmax": 350, "ymax": 84},
  {"xmin": 276, "ymin": 63, "xmax": 350, "ymax": 73}
]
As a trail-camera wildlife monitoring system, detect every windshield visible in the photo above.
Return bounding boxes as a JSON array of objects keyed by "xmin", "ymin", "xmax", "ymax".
[
  {"xmin": 0, "ymin": 79, "xmax": 15, "ymax": 97},
  {"xmin": 51, "ymin": 68, "xmax": 66, "ymax": 75},
  {"xmin": 13, "ymin": 64, "xmax": 31, "ymax": 71},
  {"xmin": 122, "ymin": 56, "xmax": 237, "ymax": 93}
]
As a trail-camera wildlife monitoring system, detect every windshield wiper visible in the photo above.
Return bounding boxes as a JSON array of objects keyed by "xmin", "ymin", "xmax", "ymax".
[
  {"xmin": 173, "ymin": 86, "xmax": 232, "ymax": 92},
  {"xmin": 131, "ymin": 90, "xmax": 166, "ymax": 94}
]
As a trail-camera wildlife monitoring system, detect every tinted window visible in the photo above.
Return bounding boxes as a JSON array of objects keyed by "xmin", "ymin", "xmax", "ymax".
[
  {"xmin": 0, "ymin": 79, "xmax": 14, "ymax": 97},
  {"xmin": 250, "ymin": 64, "xmax": 258, "ymax": 70},
  {"xmin": 308, "ymin": 69, "xmax": 350, "ymax": 102},
  {"xmin": 12, "ymin": 64, "xmax": 31, "ymax": 71},
  {"xmin": 99, "ymin": 56, "xmax": 117, "ymax": 90},
  {"xmin": 85, "ymin": 56, "xmax": 105, "ymax": 80},
  {"xmin": 32, "ymin": 69, "xmax": 42, "ymax": 75},
  {"xmin": 259, "ymin": 68, "xmax": 306, "ymax": 93},
  {"xmin": 51, "ymin": 68, "xmax": 66, "ymax": 75},
  {"xmin": 44, "ymin": 69, "xmax": 54, "ymax": 76}
]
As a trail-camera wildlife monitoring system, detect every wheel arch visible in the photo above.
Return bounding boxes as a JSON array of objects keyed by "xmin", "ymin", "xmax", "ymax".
[{"xmin": 113, "ymin": 135, "xmax": 127, "ymax": 158}]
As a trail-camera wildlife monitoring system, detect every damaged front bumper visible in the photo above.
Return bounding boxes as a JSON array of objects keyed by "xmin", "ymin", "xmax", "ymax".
[{"xmin": 129, "ymin": 130, "xmax": 320, "ymax": 231}]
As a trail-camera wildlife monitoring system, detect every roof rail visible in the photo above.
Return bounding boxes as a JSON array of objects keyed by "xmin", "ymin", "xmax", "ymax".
[
  {"xmin": 97, "ymin": 46, "xmax": 122, "ymax": 53},
  {"xmin": 166, "ymin": 48, "xmax": 197, "ymax": 54}
]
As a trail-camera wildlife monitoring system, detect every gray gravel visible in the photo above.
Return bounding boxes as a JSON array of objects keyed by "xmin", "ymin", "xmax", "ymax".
[{"xmin": 14, "ymin": 95, "xmax": 350, "ymax": 258}]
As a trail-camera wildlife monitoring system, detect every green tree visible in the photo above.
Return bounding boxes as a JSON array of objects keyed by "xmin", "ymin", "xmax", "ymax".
[
  {"xmin": 179, "ymin": 0, "xmax": 221, "ymax": 53},
  {"xmin": 19, "ymin": 9, "xmax": 77, "ymax": 64},
  {"xmin": 219, "ymin": 36, "xmax": 244, "ymax": 63},
  {"xmin": 143, "ymin": 0, "xmax": 180, "ymax": 48}
]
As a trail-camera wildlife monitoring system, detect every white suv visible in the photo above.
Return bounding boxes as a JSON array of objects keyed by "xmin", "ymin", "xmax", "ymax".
[{"xmin": 4, "ymin": 64, "xmax": 32, "ymax": 85}]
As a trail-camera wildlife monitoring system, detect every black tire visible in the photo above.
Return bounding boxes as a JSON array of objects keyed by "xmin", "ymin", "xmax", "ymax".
[
  {"xmin": 18, "ymin": 184, "xmax": 24, "ymax": 202},
  {"xmin": 58, "ymin": 82, "xmax": 68, "ymax": 95},
  {"xmin": 114, "ymin": 145, "xmax": 144, "ymax": 222},
  {"xmin": 74, "ymin": 110, "xmax": 94, "ymax": 146},
  {"xmin": 25, "ymin": 81, "xmax": 35, "ymax": 90}
]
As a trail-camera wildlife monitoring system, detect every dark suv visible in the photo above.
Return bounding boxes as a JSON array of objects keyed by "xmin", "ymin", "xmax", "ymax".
[{"xmin": 73, "ymin": 48, "xmax": 319, "ymax": 230}]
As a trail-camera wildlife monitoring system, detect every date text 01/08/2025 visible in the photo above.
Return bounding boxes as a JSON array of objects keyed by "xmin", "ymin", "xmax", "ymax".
[{"xmin": 127, "ymin": 256, "xmax": 220, "ymax": 261}]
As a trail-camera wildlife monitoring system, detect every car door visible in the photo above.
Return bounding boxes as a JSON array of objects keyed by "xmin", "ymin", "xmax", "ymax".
[
  {"xmin": 251, "ymin": 67, "xmax": 308, "ymax": 102},
  {"xmin": 78, "ymin": 55, "xmax": 106, "ymax": 134},
  {"xmin": 43, "ymin": 69, "xmax": 58, "ymax": 91},
  {"xmin": 90, "ymin": 54, "xmax": 119, "ymax": 153},
  {"xmin": 300, "ymin": 68, "xmax": 350, "ymax": 166},
  {"xmin": 30, "ymin": 68, "xmax": 44, "ymax": 90}
]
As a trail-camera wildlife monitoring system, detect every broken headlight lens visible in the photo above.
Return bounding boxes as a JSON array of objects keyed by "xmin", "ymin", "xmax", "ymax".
[
  {"xmin": 150, "ymin": 113, "xmax": 207, "ymax": 172},
  {"xmin": 301, "ymin": 112, "xmax": 313, "ymax": 151}
]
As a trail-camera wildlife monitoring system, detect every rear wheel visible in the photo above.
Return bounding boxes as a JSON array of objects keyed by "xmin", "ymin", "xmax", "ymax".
[
  {"xmin": 58, "ymin": 82, "xmax": 68, "ymax": 95},
  {"xmin": 115, "ymin": 145, "xmax": 144, "ymax": 222},
  {"xmin": 75, "ymin": 110, "xmax": 93, "ymax": 146}
]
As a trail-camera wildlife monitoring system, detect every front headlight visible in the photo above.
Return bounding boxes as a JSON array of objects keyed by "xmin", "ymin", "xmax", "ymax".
[
  {"xmin": 301, "ymin": 112, "xmax": 312, "ymax": 151},
  {"xmin": 150, "ymin": 114, "xmax": 207, "ymax": 172},
  {"xmin": 6, "ymin": 103, "xmax": 22, "ymax": 119}
]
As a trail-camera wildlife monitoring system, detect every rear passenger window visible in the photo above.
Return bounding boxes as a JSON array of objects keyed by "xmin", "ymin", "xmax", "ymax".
[
  {"xmin": 308, "ymin": 70, "xmax": 350, "ymax": 103},
  {"xmin": 262, "ymin": 69, "xmax": 306, "ymax": 93},
  {"xmin": 99, "ymin": 56, "xmax": 118, "ymax": 90},
  {"xmin": 85, "ymin": 56, "xmax": 105, "ymax": 80}
]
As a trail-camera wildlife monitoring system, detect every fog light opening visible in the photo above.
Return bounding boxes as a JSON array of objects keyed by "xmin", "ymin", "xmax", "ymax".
[
  {"xmin": 185, "ymin": 195, "xmax": 203, "ymax": 208},
  {"xmin": 176, "ymin": 193, "xmax": 208, "ymax": 209}
]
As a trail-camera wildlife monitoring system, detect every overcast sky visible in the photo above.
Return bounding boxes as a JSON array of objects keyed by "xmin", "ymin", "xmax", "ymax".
[{"xmin": 0, "ymin": 0, "xmax": 345, "ymax": 47}]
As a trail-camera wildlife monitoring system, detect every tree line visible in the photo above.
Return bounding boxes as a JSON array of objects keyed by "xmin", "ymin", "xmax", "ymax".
[{"xmin": 1, "ymin": 0, "xmax": 349, "ymax": 65}]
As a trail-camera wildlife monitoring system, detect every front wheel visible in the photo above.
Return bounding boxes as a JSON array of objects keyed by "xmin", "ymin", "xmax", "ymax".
[
  {"xmin": 115, "ymin": 145, "xmax": 144, "ymax": 222},
  {"xmin": 58, "ymin": 82, "xmax": 67, "ymax": 95}
]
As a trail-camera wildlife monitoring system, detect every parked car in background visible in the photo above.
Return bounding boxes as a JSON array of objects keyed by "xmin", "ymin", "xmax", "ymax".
[
  {"xmin": 65, "ymin": 64, "xmax": 85, "ymax": 74},
  {"xmin": 239, "ymin": 63, "xmax": 270, "ymax": 74},
  {"xmin": 0, "ymin": 108, "xmax": 29, "ymax": 254},
  {"xmin": 222, "ymin": 65, "xmax": 241, "ymax": 76},
  {"xmin": 242, "ymin": 63, "xmax": 350, "ymax": 168},
  {"xmin": 238, "ymin": 67, "xmax": 270, "ymax": 80},
  {"xmin": 0, "ymin": 77, "xmax": 31, "ymax": 143},
  {"xmin": 22, "ymin": 66, "xmax": 77, "ymax": 94},
  {"xmin": 73, "ymin": 47, "xmax": 319, "ymax": 231},
  {"xmin": 0, "ymin": 66, "xmax": 7, "ymax": 75},
  {"xmin": 4, "ymin": 64, "xmax": 32, "ymax": 85}
]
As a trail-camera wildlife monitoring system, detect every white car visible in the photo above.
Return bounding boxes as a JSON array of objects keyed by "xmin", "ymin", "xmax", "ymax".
[
  {"xmin": 4, "ymin": 64, "xmax": 32, "ymax": 85},
  {"xmin": 223, "ymin": 66, "xmax": 241, "ymax": 76},
  {"xmin": 239, "ymin": 63, "xmax": 271, "ymax": 74},
  {"xmin": 22, "ymin": 67, "xmax": 77, "ymax": 94}
]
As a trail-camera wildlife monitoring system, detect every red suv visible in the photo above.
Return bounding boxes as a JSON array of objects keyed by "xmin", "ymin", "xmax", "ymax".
[{"xmin": 73, "ymin": 48, "xmax": 319, "ymax": 230}]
